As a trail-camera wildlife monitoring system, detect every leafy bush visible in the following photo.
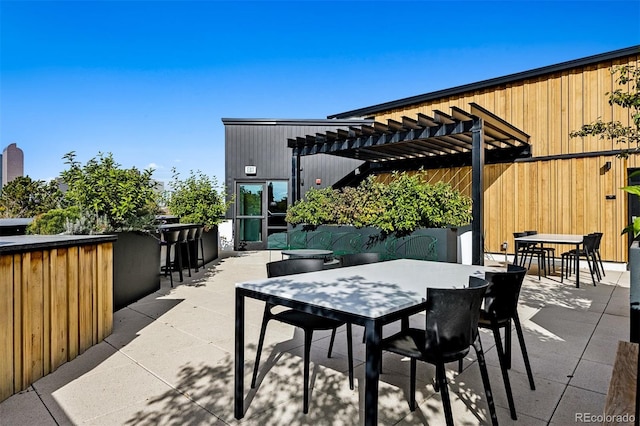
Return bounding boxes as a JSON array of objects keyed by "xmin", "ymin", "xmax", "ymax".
[
  {"xmin": 286, "ymin": 171, "xmax": 472, "ymax": 234},
  {"xmin": 285, "ymin": 187, "xmax": 340, "ymax": 226},
  {"xmin": 165, "ymin": 169, "xmax": 230, "ymax": 229},
  {"xmin": 60, "ymin": 151, "xmax": 159, "ymax": 233},
  {"xmin": 0, "ymin": 176, "xmax": 63, "ymax": 218},
  {"xmin": 28, "ymin": 206, "xmax": 81, "ymax": 235}
]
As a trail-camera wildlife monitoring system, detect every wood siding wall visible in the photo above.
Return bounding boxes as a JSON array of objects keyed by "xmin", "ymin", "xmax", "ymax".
[
  {"xmin": 0, "ymin": 243, "xmax": 113, "ymax": 403},
  {"xmin": 372, "ymin": 54, "xmax": 639, "ymax": 263}
]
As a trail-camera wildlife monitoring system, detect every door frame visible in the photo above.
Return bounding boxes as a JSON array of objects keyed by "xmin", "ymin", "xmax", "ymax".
[{"xmin": 234, "ymin": 180, "xmax": 290, "ymax": 250}]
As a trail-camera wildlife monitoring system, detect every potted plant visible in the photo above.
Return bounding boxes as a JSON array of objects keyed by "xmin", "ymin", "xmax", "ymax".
[
  {"xmin": 285, "ymin": 171, "xmax": 473, "ymax": 262},
  {"xmin": 164, "ymin": 169, "xmax": 231, "ymax": 265}
]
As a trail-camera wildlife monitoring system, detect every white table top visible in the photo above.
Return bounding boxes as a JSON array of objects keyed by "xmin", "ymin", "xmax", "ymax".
[
  {"xmin": 514, "ymin": 233, "xmax": 584, "ymax": 244},
  {"xmin": 236, "ymin": 259, "xmax": 496, "ymax": 319}
]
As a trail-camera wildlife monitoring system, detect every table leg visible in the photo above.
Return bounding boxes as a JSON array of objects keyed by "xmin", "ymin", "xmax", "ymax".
[
  {"xmin": 364, "ymin": 319, "xmax": 382, "ymax": 426},
  {"xmin": 575, "ymin": 243, "xmax": 580, "ymax": 288},
  {"xmin": 234, "ymin": 289, "xmax": 245, "ymax": 419}
]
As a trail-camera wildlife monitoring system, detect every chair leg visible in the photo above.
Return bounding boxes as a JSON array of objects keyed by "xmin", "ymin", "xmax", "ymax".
[
  {"xmin": 514, "ymin": 313, "xmax": 536, "ymax": 390},
  {"xmin": 346, "ymin": 324, "xmax": 354, "ymax": 390},
  {"xmin": 585, "ymin": 252, "xmax": 597, "ymax": 286},
  {"xmin": 185, "ymin": 242, "xmax": 192, "ymax": 278},
  {"xmin": 303, "ymin": 330, "xmax": 313, "ymax": 414},
  {"xmin": 193, "ymin": 240, "xmax": 199, "ymax": 273},
  {"xmin": 200, "ymin": 238, "xmax": 205, "ymax": 269},
  {"xmin": 473, "ymin": 337, "xmax": 499, "ymax": 426},
  {"xmin": 165, "ymin": 244, "xmax": 174, "ymax": 288},
  {"xmin": 505, "ymin": 319, "xmax": 512, "ymax": 369},
  {"xmin": 492, "ymin": 325, "xmax": 517, "ymax": 420},
  {"xmin": 327, "ymin": 328, "xmax": 337, "ymax": 358},
  {"xmin": 436, "ymin": 363, "xmax": 455, "ymax": 426},
  {"xmin": 409, "ymin": 358, "xmax": 417, "ymax": 411},
  {"xmin": 251, "ymin": 305, "xmax": 272, "ymax": 388},
  {"xmin": 596, "ymin": 250, "xmax": 605, "ymax": 277},
  {"xmin": 176, "ymin": 243, "xmax": 184, "ymax": 282}
]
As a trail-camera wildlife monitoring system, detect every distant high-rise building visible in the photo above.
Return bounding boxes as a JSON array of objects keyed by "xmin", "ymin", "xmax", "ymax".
[{"xmin": 1, "ymin": 143, "xmax": 24, "ymax": 187}]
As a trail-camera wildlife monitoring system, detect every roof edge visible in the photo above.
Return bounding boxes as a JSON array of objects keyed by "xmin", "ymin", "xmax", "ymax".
[
  {"xmin": 221, "ymin": 118, "xmax": 373, "ymax": 126},
  {"xmin": 328, "ymin": 45, "xmax": 640, "ymax": 119}
]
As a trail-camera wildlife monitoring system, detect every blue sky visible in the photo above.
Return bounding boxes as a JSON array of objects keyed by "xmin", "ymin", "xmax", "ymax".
[{"xmin": 1, "ymin": 1, "xmax": 639, "ymax": 185}]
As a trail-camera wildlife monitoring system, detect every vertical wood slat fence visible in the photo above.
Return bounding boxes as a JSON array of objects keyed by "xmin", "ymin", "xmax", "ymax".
[{"xmin": 0, "ymin": 242, "xmax": 113, "ymax": 403}]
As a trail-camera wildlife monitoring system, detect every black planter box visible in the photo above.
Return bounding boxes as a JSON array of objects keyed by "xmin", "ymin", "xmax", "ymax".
[{"xmin": 113, "ymin": 231, "xmax": 160, "ymax": 311}]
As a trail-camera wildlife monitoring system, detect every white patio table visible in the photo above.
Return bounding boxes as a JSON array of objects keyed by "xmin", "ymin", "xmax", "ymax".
[
  {"xmin": 513, "ymin": 233, "xmax": 584, "ymax": 287},
  {"xmin": 234, "ymin": 259, "xmax": 494, "ymax": 425}
]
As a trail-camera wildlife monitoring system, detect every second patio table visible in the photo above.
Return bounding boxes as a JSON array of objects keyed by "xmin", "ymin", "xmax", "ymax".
[
  {"xmin": 514, "ymin": 233, "xmax": 584, "ymax": 287},
  {"xmin": 234, "ymin": 259, "xmax": 494, "ymax": 425}
]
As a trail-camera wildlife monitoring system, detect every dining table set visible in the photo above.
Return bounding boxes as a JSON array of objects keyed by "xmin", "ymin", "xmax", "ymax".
[
  {"xmin": 512, "ymin": 232, "xmax": 604, "ymax": 288},
  {"xmin": 234, "ymin": 259, "xmax": 498, "ymax": 425}
]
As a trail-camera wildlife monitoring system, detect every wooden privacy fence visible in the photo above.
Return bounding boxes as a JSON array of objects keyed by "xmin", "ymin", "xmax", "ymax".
[{"xmin": 0, "ymin": 241, "xmax": 114, "ymax": 403}]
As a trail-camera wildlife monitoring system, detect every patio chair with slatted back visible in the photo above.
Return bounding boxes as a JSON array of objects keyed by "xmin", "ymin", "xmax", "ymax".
[
  {"xmin": 392, "ymin": 235, "xmax": 438, "ymax": 261},
  {"xmin": 331, "ymin": 232, "xmax": 363, "ymax": 256}
]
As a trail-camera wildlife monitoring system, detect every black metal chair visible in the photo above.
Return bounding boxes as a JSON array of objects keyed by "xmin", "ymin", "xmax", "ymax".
[
  {"xmin": 381, "ymin": 277, "xmax": 498, "ymax": 426},
  {"xmin": 252, "ymin": 258, "xmax": 354, "ymax": 414},
  {"xmin": 339, "ymin": 252, "xmax": 381, "ymax": 267},
  {"xmin": 160, "ymin": 229, "xmax": 182, "ymax": 287},
  {"xmin": 478, "ymin": 264, "xmax": 535, "ymax": 420},
  {"xmin": 591, "ymin": 232, "xmax": 606, "ymax": 279},
  {"xmin": 525, "ymin": 230, "xmax": 555, "ymax": 274},
  {"xmin": 513, "ymin": 231, "xmax": 546, "ymax": 279},
  {"xmin": 561, "ymin": 234, "xmax": 599, "ymax": 286}
]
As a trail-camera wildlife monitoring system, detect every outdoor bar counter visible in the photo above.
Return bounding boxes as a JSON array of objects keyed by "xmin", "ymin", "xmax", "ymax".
[{"xmin": 0, "ymin": 234, "xmax": 117, "ymax": 403}]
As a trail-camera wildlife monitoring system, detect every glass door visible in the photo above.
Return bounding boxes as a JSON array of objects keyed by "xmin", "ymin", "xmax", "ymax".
[
  {"xmin": 236, "ymin": 181, "xmax": 289, "ymax": 250},
  {"xmin": 236, "ymin": 183, "xmax": 264, "ymax": 250},
  {"xmin": 267, "ymin": 181, "xmax": 288, "ymax": 249}
]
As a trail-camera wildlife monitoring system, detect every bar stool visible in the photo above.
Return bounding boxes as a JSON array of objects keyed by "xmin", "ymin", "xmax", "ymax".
[
  {"xmin": 178, "ymin": 228, "xmax": 192, "ymax": 278},
  {"xmin": 193, "ymin": 225, "xmax": 205, "ymax": 271},
  {"xmin": 160, "ymin": 229, "xmax": 182, "ymax": 287}
]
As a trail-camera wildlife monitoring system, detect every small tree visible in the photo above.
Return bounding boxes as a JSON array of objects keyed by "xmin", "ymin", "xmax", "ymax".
[
  {"xmin": 0, "ymin": 176, "xmax": 62, "ymax": 218},
  {"xmin": 570, "ymin": 65, "xmax": 640, "ymax": 236},
  {"xmin": 165, "ymin": 169, "xmax": 230, "ymax": 229},
  {"xmin": 60, "ymin": 151, "xmax": 159, "ymax": 233}
]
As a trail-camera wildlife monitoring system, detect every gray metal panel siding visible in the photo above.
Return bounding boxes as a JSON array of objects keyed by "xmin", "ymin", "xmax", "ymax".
[{"xmin": 224, "ymin": 121, "xmax": 365, "ymax": 219}]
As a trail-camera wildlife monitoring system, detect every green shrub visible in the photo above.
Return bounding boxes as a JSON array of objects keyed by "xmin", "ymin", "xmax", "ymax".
[
  {"xmin": 60, "ymin": 151, "xmax": 159, "ymax": 233},
  {"xmin": 285, "ymin": 187, "xmax": 340, "ymax": 226},
  {"xmin": 286, "ymin": 171, "xmax": 472, "ymax": 234},
  {"xmin": 28, "ymin": 206, "xmax": 81, "ymax": 235},
  {"xmin": 165, "ymin": 169, "xmax": 230, "ymax": 229},
  {"xmin": 0, "ymin": 176, "xmax": 62, "ymax": 218}
]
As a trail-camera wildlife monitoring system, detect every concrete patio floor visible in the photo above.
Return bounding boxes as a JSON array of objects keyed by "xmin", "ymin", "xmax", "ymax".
[{"xmin": 0, "ymin": 251, "xmax": 632, "ymax": 425}]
